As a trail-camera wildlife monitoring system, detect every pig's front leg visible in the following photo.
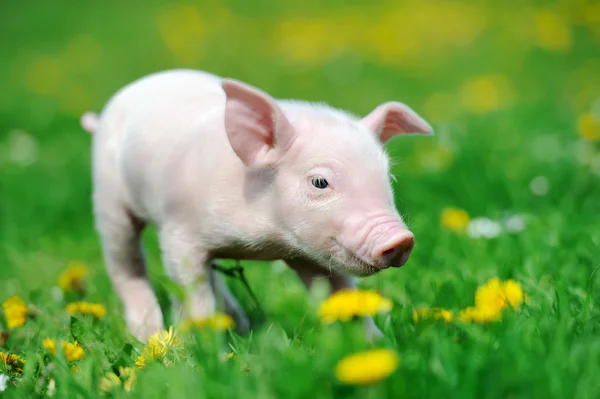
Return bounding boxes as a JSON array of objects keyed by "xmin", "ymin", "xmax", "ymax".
[
  {"xmin": 287, "ymin": 261, "xmax": 384, "ymax": 342},
  {"xmin": 159, "ymin": 226, "xmax": 216, "ymax": 325}
]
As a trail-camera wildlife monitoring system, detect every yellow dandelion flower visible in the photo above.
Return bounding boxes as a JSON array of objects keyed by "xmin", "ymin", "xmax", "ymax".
[
  {"xmin": 413, "ymin": 307, "xmax": 454, "ymax": 323},
  {"xmin": 179, "ymin": 313, "xmax": 235, "ymax": 332},
  {"xmin": 134, "ymin": 355, "xmax": 146, "ymax": 369},
  {"xmin": 335, "ymin": 348, "xmax": 399, "ymax": 385},
  {"xmin": 474, "ymin": 277, "xmax": 507, "ymax": 312},
  {"xmin": 0, "ymin": 352, "xmax": 26, "ymax": 374},
  {"xmin": 24, "ymin": 55, "xmax": 62, "ymax": 96},
  {"xmin": 534, "ymin": 9, "xmax": 572, "ymax": 52},
  {"xmin": 458, "ymin": 305, "xmax": 502, "ymax": 323},
  {"xmin": 120, "ymin": 367, "xmax": 136, "ymax": 392},
  {"xmin": 460, "ymin": 74, "xmax": 514, "ymax": 114},
  {"xmin": 578, "ymin": 113, "xmax": 600, "ymax": 141},
  {"xmin": 42, "ymin": 338, "xmax": 57, "ymax": 354},
  {"xmin": 359, "ymin": 291, "xmax": 393, "ymax": 316},
  {"xmin": 100, "ymin": 367, "xmax": 136, "ymax": 393},
  {"xmin": 318, "ymin": 289, "xmax": 392, "ymax": 324},
  {"xmin": 42, "ymin": 339, "xmax": 85, "ymax": 362},
  {"xmin": 135, "ymin": 326, "xmax": 183, "ymax": 368},
  {"xmin": 58, "ymin": 263, "xmax": 88, "ymax": 292},
  {"xmin": 460, "ymin": 278, "xmax": 525, "ymax": 324},
  {"xmin": 147, "ymin": 326, "xmax": 182, "ymax": 355},
  {"xmin": 63, "ymin": 342, "xmax": 85, "ymax": 362},
  {"xmin": 503, "ymin": 280, "xmax": 524, "ymax": 309},
  {"xmin": 66, "ymin": 302, "xmax": 107, "ymax": 319},
  {"xmin": 2, "ymin": 296, "xmax": 28, "ymax": 330},
  {"xmin": 475, "ymin": 277, "xmax": 525, "ymax": 312},
  {"xmin": 99, "ymin": 372, "xmax": 121, "ymax": 393},
  {"xmin": 440, "ymin": 208, "xmax": 471, "ymax": 233}
]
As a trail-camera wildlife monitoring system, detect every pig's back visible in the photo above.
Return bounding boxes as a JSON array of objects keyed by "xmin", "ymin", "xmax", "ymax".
[
  {"xmin": 98, "ymin": 69, "xmax": 224, "ymax": 146},
  {"xmin": 92, "ymin": 69, "xmax": 231, "ymax": 223}
]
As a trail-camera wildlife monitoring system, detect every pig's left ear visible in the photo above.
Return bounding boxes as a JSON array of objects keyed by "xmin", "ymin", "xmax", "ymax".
[
  {"xmin": 221, "ymin": 79, "xmax": 295, "ymax": 168},
  {"xmin": 361, "ymin": 101, "xmax": 434, "ymax": 144}
]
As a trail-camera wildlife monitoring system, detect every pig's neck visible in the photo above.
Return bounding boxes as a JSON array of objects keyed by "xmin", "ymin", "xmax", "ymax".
[{"xmin": 195, "ymin": 167, "xmax": 297, "ymax": 260}]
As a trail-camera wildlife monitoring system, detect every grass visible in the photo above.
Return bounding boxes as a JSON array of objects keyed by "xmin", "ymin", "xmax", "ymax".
[{"xmin": 1, "ymin": 0, "xmax": 600, "ymax": 398}]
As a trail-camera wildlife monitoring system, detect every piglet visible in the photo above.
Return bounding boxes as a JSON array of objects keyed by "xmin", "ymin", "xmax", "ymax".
[{"xmin": 81, "ymin": 69, "xmax": 433, "ymax": 343}]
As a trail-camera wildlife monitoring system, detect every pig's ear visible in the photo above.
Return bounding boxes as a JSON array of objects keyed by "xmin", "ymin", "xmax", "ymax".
[
  {"xmin": 361, "ymin": 101, "xmax": 434, "ymax": 144},
  {"xmin": 221, "ymin": 79, "xmax": 294, "ymax": 167}
]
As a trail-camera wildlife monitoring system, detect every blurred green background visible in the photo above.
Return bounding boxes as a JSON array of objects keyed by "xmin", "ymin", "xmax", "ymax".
[{"xmin": 1, "ymin": 0, "xmax": 600, "ymax": 332}]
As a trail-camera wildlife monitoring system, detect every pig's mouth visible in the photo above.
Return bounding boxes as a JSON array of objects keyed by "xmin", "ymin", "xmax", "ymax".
[{"xmin": 331, "ymin": 239, "xmax": 381, "ymax": 276}]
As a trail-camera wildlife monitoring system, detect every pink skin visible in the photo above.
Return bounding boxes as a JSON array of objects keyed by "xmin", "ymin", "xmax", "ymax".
[{"xmin": 84, "ymin": 69, "xmax": 433, "ymax": 343}]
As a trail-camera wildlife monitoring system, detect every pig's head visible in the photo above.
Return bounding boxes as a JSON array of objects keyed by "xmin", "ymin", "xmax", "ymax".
[{"xmin": 221, "ymin": 79, "xmax": 433, "ymax": 276}]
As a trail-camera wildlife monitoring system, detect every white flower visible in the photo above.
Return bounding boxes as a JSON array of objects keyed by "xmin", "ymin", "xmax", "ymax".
[
  {"xmin": 503, "ymin": 214, "xmax": 526, "ymax": 233},
  {"xmin": 572, "ymin": 140, "xmax": 595, "ymax": 166},
  {"xmin": 0, "ymin": 374, "xmax": 9, "ymax": 392},
  {"xmin": 467, "ymin": 217, "xmax": 502, "ymax": 239},
  {"xmin": 5, "ymin": 129, "xmax": 38, "ymax": 167},
  {"xmin": 47, "ymin": 379, "xmax": 56, "ymax": 397},
  {"xmin": 529, "ymin": 176, "xmax": 549, "ymax": 196},
  {"xmin": 50, "ymin": 286, "xmax": 64, "ymax": 302}
]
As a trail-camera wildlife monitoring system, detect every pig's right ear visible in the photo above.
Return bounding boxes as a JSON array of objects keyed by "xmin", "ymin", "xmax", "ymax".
[
  {"xmin": 361, "ymin": 101, "xmax": 434, "ymax": 144},
  {"xmin": 221, "ymin": 79, "xmax": 295, "ymax": 168}
]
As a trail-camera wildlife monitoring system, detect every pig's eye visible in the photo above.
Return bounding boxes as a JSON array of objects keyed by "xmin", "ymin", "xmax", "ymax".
[{"xmin": 311, "ymin": 177, "xmax": 329, "ymax": 189}]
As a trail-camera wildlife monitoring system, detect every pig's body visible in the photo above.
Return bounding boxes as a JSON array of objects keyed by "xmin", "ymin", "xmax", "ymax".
[
  {"xmin": 86, "ymin": 69, "xmax": 433, "ymax": 342},
  {"xmin": 95, "ymin": 70, "xmax": 287, "ymax": 258}
]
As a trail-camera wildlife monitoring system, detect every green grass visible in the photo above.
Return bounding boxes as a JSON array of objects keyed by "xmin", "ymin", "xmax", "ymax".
[{"xmin": 1, "ymin": 0, "xmax": 600, "ymax": 398}]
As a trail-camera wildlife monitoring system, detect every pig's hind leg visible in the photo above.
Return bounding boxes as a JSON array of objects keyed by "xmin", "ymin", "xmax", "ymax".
[
  {"xmin": 94, "ymin": 201, "xmax": 165, "ymax": 343},
  {"xmin": 210, "ymin": 270, "xmax": 251, "ymax": 333}
]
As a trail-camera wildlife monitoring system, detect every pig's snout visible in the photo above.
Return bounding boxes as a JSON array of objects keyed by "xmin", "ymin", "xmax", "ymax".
[{"xmin": 370, "ymin": 230, "xmax": 415, "ymax": 269}]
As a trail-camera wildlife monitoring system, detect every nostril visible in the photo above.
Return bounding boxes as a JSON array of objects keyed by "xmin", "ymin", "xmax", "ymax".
[
  {"xmin": 375, "ymin": 247, "xmax": 399, "ymax": 267},
  {"xmin": 381, "ymin": 248, "xmax": 396, "ymax": 257}
]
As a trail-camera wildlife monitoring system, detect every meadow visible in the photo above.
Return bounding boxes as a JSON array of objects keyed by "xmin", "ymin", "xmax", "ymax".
[{"xmin": 1, "ymin": 0, "xmax": 600, "ymax": 398}]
